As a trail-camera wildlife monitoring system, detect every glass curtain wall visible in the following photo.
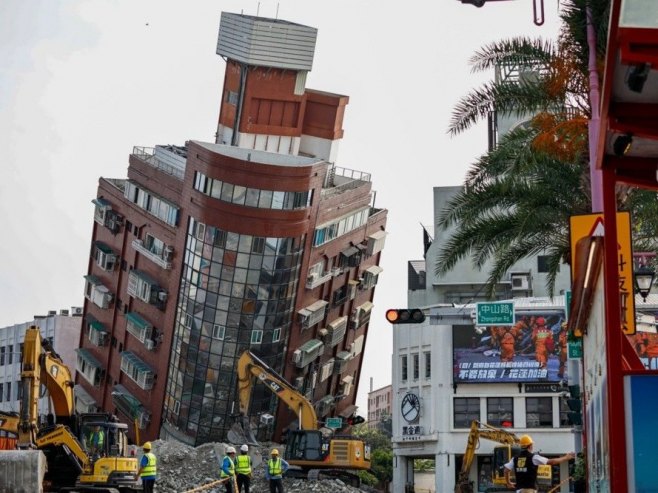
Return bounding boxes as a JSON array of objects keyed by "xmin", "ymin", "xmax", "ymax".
[{"xmin": 163, "ymin": 217, "xmax": 303, "ymax": 444}]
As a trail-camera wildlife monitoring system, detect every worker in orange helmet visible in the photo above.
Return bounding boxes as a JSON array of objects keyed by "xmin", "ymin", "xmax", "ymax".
[{"xmin": 505, "ymin": 435, "xmax": 574, "ymax": 492}]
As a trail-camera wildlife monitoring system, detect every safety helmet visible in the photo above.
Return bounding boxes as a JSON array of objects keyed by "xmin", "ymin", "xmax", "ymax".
[
  {"xmin": 226, "ymin": 446, "xmax": 236, "ymax": 454},
  {"xmin": 536, "ymin": 317, "xmax": 546, "ymax": 325},
  {"xmin": 143, "ymin": 442, "xmax": 152, "ymax": 450},
  {"xmin": 240, "ymin": 444, "xmax": 249, "ymax": 452},
  {"xmin": 519, "ymin": 435, "xmax": 533, "ymax": 448},
  {"xmin": 271, "ymin": 448, "xmax": 279, "ymax": 456}
]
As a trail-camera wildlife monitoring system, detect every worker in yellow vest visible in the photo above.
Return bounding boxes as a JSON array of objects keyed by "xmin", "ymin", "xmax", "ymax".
[
  {"xmin": 137, "ymin": 442, "xmax": 157, "ymax": 493},
  {"xmin": 220, "ymin": 446, "xmax": 237, "ymax": 493},
  {"xmin": 265, "ymin": 448, "xmax": 289, "ymax": 493},
  {"xmin": 235, "ymin": 444, "xmax": 252, "ymax": 493}
]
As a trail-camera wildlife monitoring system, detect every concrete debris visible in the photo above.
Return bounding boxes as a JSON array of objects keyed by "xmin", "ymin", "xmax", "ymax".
[{"xmin": 148, "ymin": 439, "xmax": 371, "ymax": 493}]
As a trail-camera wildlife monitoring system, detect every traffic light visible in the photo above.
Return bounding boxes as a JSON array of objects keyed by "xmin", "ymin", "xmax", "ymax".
[
  {"xmin": 385, "ymin": 308, "xmax": 426, "ymax": 324},
  {"xmin": 347, "ymin": 415, "xmax": 366, "ymax": 426},
  {"xmin": 566, "ymin": 385, "xmax": 583, "ymax": 426}
]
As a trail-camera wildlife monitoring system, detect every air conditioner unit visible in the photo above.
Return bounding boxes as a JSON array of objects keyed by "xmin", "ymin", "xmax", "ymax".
[
  {"xmin": 164, "ymin": 246, "xmax": 174, "ymax": 260},
  {"xmin": 260, "ymin": 413, "xmax": 274, "ymax": 425},
  {"xmin": 144, "ymin": 339, "xmax": 155, "ymax": 351},
  {"xmin": 71, "ymin": 307, "xmax": 83, "ymax": 316},
  {"xmin": 510, "ymin": 273, "xmax": 531, "ymax": 291},
  {"xmin": 294, "ymin": 376, "xmax": 304, "ymax": 390},
  {"xmin": 158, "ymin": 291, "xmax": 168, "ymax": 302},
  {"xmin": 292, "ymin": 350, "xmax": 302, "ymax": 364},
  {"xmin": 318, "ymin": 328, "xmax": 328, "ymax": 341},
  {"xmin": 307, "ymin": 272, "xmax": 319, "ymax": 284},
  {"xmin": 331, "ymin": 267, "xmax": 342, "ymax": 277}
]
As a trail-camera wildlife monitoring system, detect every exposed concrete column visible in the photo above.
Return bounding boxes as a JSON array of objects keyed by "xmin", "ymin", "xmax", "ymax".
[
  {"xmin": 435, "ymin": 452, "xmax": 454, "ymax": 493},
  {"xmin": 393, "ymin": 452, "xmax": 412, "ymax": 492}
]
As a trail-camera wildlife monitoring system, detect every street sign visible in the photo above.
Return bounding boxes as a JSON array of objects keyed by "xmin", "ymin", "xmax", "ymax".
[
  {"xmin": 565, "ymin": 290, "xmax": 571, "ymax": 320},
  {"xmin": 569, "ymin": 212, "xmax": 635, "ymax": 335},
  {"xmin": 476, "ymin": 302, "xmax": 514, "ymax": 326},
  {"xmin": 325, "ymin": 417, "xmax": 342, "ymax": 429},
  {"xmin": 568, "ymin": 340, "xmax": 583, "ymax": 359}
]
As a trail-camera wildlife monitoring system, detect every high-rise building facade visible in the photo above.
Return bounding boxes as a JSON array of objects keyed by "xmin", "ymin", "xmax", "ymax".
[{"xmin": 76, "ymin": 12, "xmax": 387, "ymax": 446}]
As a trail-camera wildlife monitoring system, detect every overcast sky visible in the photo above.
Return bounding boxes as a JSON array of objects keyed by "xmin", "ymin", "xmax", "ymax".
[{"xmin": 0, "ymin": 0, "xmax": 560, "ymax": 414}]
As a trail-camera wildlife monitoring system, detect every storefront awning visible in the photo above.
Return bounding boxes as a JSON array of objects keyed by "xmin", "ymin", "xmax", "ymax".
[
  {"xmin": 120, "ymin": 351, "xmax": 153, "ymax": 373},
  {"xmin": 365, "ymin": 265, "xmax": 383, "ymax": 276},
  {"xmin": 94, "ymin": 241, "xmax": 115, "ymax": 255}
]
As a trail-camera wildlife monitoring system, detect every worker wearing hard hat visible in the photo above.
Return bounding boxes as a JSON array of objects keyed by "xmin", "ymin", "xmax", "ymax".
[
  {"xmin": 220, "ymin": 446, "xmax": 237, "ymax": 493},
  {"xmin": 264, "ymin": 448, "xmax": 289, "ymax": 493},
  {"xmin": 504, "ymin": 435, "xmax": 574, "ymax": 493},
  {"xmin": 137, "ymin": 442, "xmax": 157, "ymax": 493},
  {"xmin": 235, "ymin": 444, "xmax": 252, "ymax": 493}
]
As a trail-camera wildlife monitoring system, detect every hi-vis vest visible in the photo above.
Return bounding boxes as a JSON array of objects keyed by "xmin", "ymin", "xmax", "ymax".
[
  {"xmin": 235, "ymin": 454, "xmax": 252, "ymax": 474},
  {"xmin": 141, "ymin": 452, "xmax": 157, "ymax": 477},
  {"xmin": 268, "ymin": 458, "xmax": 283, "ymax": 476},
  {"xmin": 220, "ymin": 456, "xmax": 235, "ymax": 478}
]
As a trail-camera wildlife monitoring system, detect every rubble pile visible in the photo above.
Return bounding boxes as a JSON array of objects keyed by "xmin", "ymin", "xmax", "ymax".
[{"xmin": 149, "ymin": 439, "xmax": 369, "ymax": 493}]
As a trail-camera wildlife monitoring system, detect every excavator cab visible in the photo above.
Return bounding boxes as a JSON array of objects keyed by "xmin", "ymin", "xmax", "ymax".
[
  {"xmin": 492, "ymin": 444, "xmax": 514, "ymax": 485},
  {"xmin": 285, "ymin": 430, "xmax": 325, "ymax": 462}
]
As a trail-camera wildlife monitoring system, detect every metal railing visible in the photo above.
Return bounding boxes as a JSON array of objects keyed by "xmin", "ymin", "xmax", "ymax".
[{"xmin": 132, "ymin": 146, "xmax": 185, "ymax": 180}]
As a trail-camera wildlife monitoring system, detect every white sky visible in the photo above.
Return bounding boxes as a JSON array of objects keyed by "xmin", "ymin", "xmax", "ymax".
[{"xmin": 0, "ymin": 0, "xmax": 560, "ymax": 415}]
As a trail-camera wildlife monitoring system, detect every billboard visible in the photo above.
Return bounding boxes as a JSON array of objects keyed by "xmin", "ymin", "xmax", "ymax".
[{"xmin": 453, "ymin": 309, "xmax": 567, "ymax": 384}]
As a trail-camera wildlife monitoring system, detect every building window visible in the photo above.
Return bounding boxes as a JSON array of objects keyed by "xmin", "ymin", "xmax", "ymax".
[
  {"xmin": 413, "ymin": 354, "xmax": 419, "ymax": 380},
  {"xmin": 401, "ymin": 355, "xmax": 408, "ymax": 382},
  {"xmin": 424, "ymin": 351, "xmax": 431, "ymax": 379},
  {"xmin": 251, "ymin": 330, "xmax": 263, "ymax": 344},
  {"xmin": 559, "ymin": 397, "xmax": 571, "ymax": 427},
  {"xmin": 537, "ymin": 255, "xmax": 550, "ymax": 273},
  {"xmin": 0, "ymin": 383, "xmax": 3, "ymax": 402},
  {"xmin": 0, "ymin": 346, "xmax": 4, "ymax": 365},
  {"xmin": 273, "ymin": 327, "xmax": 281, "ymax": 343},
  {"xmin": 212, "ymin": 324, "xmax": 225, "ymax": 340},
  {"xmin": 487, "ymin": 397, "xmax": 514, "ymax": 428},
  {"xmin": 526, "ymin": 397, "xmax": 553, "ymax": 428},
  {"xmin": 454, "ymin": 397, "xmax": 480, "ymax": 428}
]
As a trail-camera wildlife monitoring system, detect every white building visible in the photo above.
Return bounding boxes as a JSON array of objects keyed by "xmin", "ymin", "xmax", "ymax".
[
  {"xmin": 392, "ymin": 187, "xmax": 576, "ymax": 492},
  {"xmin": 0, "ymin": 309, "xmax": 83, "ymax": 415}
]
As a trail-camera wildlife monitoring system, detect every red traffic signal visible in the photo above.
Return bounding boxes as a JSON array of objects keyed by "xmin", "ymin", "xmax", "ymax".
[{"xmin": 385, "ymin": 309, "xmax": 426, "ymax": 324}]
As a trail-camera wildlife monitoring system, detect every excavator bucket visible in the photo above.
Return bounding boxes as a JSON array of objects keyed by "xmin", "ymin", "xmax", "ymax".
[{"xmin": 227, "ymin": 415, "xmax": 259, "ymax": 446}]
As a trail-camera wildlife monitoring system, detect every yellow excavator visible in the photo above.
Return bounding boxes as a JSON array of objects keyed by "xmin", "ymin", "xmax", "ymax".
[
  {"xmin": 455, "ymin": 420, "xmax": 553, "ymax": 493},
  {"xmin": 0, "ymin": 325, "xmax": 141, "ymax": 492},
  {"xmin": 234, "ymin": 350, "xmax": 370, "ymax": 486}
]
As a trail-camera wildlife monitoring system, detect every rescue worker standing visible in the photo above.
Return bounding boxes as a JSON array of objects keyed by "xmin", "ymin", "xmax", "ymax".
[
  {"xmin": 265, "ymin": 448, "xmax": 289, "ymax": 493},
  {"xmin": 504, "ymin": 435, "xmax": 574, "ymax": 493},
  {"xmin": 137, "ymin": 442, "xmax": 157, "ymax": 493},
  {"xmin": 235, "ymin": 444, "xmax": 252, "ymax": 493},
  {"xmin": 220, "ymin": 446, "xmax": 237, "ymax": 493}
]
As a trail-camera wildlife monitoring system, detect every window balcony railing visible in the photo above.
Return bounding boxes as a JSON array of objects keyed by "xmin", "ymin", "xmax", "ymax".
[{"xmin": 132, "ymin": 239, "xmax": 172, "ymax": 270}]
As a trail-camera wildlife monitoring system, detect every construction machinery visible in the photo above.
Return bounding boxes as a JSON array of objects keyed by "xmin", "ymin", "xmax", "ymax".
[
  {"xmin": 455, "ymin": 420, "xmax": 552, "ymax": 493},
  {"xmin": 0, "ymin": 325, "xmax": 141, "ymax": 492},
  {"xmin": 234, "ymin": 350, "xmax": 371, "ymax": 486}
]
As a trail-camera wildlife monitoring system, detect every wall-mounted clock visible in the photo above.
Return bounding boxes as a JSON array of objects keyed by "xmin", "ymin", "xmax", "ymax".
[{"xmin": 401, "ymin": 392, "xmax": 420, "ymax": 423}]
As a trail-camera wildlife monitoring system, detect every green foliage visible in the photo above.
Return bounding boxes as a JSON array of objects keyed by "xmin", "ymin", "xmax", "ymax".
[
  {"xmin": 353, "ymin": 423, "xmax": 392, "ymax": 451},
  {"xmin": 370, "ymin": 448, "xmax": 393, "ymax": 484},
  {"xmin": 356, "ymin": 469, "xmax": 379, "ymax": 487},
  {"xmin": 413, "ymin": 459, "xmax": 435, "ymax": 472},
  {"xmin": 439, "ymin": 0, "xmax": 658, "ymax": 295},
  {"xmin": 353, "ymin": 424, "xmax": 393, "ymax": 487}
]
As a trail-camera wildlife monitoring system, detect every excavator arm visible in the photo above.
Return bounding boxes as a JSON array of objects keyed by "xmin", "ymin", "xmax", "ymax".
[
  {"xmin": 0, "ymin": 412, "xmax": 19, "ymax": 436},
  {"xmin": 237, "ymin": 350, "xmax": 318, "ymax": 431},
  {"xmin": 40, "ymin": 335, "xmax": 75, "ymax": 421},
  {"xmin": 455, "ymin": 420, "xmax": 519, "ymax": 493}
]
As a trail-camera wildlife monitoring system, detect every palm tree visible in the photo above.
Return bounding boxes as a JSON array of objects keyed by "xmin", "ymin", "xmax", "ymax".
[{"xmin": 436, "ymin": 0, "xmax": 658, "ymax": 296}]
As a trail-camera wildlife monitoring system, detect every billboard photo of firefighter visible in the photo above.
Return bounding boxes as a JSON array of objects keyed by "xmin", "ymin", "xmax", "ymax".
[{"xmin": 453, "ymin": 309, "xmax": 567, "ymax": 384}]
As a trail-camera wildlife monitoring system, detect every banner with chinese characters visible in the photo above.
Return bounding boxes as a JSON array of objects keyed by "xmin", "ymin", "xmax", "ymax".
[{"xmin": 453, "ymin": 308, "xmax": 567, "ymax": 384}]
